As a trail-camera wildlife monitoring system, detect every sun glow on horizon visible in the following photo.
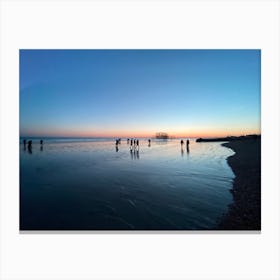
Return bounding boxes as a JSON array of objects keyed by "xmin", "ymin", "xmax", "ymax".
[{"xmin": 20, "ymin": 126, "xmax": 261, "ymax": 139}]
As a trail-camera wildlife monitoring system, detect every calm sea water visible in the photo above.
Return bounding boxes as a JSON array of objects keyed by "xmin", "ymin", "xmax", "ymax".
[{"xmin": 20, "ymin": 138, "xmax": 234, "ymax": 230}]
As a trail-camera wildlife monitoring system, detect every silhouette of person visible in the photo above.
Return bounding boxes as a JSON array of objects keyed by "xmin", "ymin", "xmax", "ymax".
[
  {"xmin": 186, "ymin": 139, "xmax": 190, "ymax": 146},
  {"xmin": 40, "ymin": 139, "xmax": 43, "ymax": 145},
  {"xmin": 136, "ymin": 139, "xmax": 139, "ymax": 150},
  {"xmin": 27, "ymin": 140, "xmax": 32, "ymax": 154},
  {"xmin": 116, "ymin": 139, "xmax": 119, "ymax": 145},
  {"xmin": 127, "ymin": 138, "xmax": 129, "ymax": 144},
  {"xmin": 148, "ymin": 139, "xmax": 151, "ymax": 147},
  {"xmin": 133, "ymin": 139, "xmax": 136, "ymax": 147},
  {"xmin": 180, "ymin": 140, "xmax": 184, "ymax": 145}
]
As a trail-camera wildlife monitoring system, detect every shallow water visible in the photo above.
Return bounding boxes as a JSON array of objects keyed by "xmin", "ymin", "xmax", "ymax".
[{"xmin": 20, "ymin": 138, "xmax": 234, "ymax": 230}]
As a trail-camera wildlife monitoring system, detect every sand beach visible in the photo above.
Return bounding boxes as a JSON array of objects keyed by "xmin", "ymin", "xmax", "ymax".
[{"xmin": 219, "ymin": 139, "xmax": 261, "ymax": 230}]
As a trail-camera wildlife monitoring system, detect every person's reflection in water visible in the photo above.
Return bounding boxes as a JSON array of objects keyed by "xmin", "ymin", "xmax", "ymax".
[
  {"xmin": 187, "ymin": 146, "xmax": 190, "ymax": 155},
  {"xmin": 116, "ymin": 145, "xmax": 119, "ymax": 152},
  {"xmin": 181, "ymin": 147, "xmax": 184, "ymax": 157},
  {"xmin": 130, "ymin": 149, "xmax": 139, "ymax": 160}
]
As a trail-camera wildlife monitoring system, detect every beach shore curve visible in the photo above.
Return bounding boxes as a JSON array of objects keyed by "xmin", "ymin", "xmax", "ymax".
[{"xmin": 218, "ymin": 139, "xmax": 261, "ymax": 230}]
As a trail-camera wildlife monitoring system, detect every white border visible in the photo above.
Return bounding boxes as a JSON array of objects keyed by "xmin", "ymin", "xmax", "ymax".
[{"xmin": 1, "ymin": 0, "xmax": 280, "ymax": 279}]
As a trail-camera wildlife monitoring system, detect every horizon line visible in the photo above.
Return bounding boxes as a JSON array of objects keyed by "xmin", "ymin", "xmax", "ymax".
[{"xmin": 19, "ymin": 133, "xmax": 261, "ymax": 139}]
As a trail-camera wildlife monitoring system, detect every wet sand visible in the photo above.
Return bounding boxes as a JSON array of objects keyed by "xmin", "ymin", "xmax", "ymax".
[{"xmin": 219, "ymin": 139, "xmax": 261, "ymax": 230}]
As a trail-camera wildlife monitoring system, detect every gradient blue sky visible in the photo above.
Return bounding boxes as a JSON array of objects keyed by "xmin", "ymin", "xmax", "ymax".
[{"xmin": 20, "ymin": 50, "xmax": 260, "ymax": 138}]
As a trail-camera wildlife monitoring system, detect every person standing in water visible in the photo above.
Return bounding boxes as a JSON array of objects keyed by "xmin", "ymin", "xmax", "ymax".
[
  {"xmin": 40, "ymin": 139, "xmax": 43, "ymax": 151},
  {"xmin": 130, "ymin": 139, "xmax": 133, "ymax": 150},
  {"xmin": 27, "ymin": 140, "xmax": 32, "ymax": 154},
  {"xmin": 180, "ymin": 139, "xmax": 184, "ymax": 146},
  {"xmin": 136, "ymin": 139, "xmax": 139, "ymax": 151},
  {"xmin": 186, "ymin": 139, "xmax": 190, "ymax": 154}
]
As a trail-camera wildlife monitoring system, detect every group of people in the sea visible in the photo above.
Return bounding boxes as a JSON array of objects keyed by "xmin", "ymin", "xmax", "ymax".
[
  {"xmin": 180, "ymin": 139, "xmax": 190, "ymax": 155},
  {"xmin": 22, "ymin": 139, "xmax": 44, "ymax": 153},
  {"xmin": 22, "ymin": 137, "xmax": 191, "ymax": 155},
  {"xmin": 115, "ymin": 138, "xmax": 152, "ymax": 153},
  {"xmin": 129, "ymin": 138, "xmax": 140, "ymax": 151},
  {"xmin": 114, "ymin": 138, "xmax": 191, "ymax": 154},
  {"xmin": 181, "ymin": 139, "xmax": 190, "ymax": 147}
]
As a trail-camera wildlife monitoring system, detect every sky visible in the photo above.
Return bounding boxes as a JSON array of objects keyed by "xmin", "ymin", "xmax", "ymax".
[{"xmin": 20, "ymin": 49, "xmax": 261, "ymax": 138}]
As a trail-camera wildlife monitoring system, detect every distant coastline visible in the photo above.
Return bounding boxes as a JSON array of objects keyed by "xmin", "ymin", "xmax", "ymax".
[{"xmin": 196, "ymin": 134, "xmax": 260, "ymax": 142}]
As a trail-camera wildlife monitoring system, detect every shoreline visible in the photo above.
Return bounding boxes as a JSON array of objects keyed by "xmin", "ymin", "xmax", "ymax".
[{"xmin": 218, "ymin": 139, "xmax": 261, "ymax": 230}]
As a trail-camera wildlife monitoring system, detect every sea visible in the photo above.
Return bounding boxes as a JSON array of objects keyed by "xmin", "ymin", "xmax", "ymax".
[{"xmin": 20, "ymin": 137, "xmax": 235, "ymax": 230}]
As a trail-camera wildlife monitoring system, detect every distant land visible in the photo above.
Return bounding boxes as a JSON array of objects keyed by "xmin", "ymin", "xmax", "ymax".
[{"xmin": 196, "ymin": 134, "xmax": 261, "ymax": 142}]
